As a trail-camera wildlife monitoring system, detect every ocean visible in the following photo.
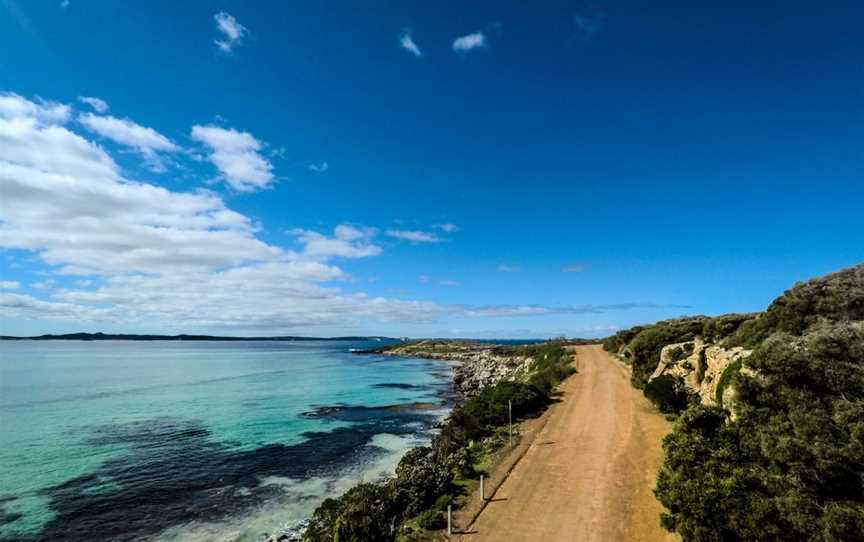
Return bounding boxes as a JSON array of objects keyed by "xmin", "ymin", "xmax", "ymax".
[{"xmin": 0, "ymin": 340, "xmax": 453, "ymax": 541}]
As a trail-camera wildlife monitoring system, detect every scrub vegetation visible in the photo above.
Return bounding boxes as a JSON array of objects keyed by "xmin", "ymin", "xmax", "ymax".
[{"xmin": 605, "ymin": 264, "xmax": 864, "ymax": 541}]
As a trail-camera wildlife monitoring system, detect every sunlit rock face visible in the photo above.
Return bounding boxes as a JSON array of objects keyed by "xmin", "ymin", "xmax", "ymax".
[{"xmin": 650, "ymin": 339, "xmax": 751, "ymax": 407}]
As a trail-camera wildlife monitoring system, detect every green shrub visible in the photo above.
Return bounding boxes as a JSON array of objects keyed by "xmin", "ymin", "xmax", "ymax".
[
  {"xmin": 714, "ymin": 358, "xmax": 742, "ymax": 406},
  {"xmin": 391, "ymin": 447, "xmax": 452, "ymax": 518},
  {"xmin": 701, "ymin": 313, "xmax": 757, "ymax": 343},
  {"xmin": 602, "ymin": 326, "xmax": 645, "ymax": 355},
  {"xmin": 655, "ymin": 406, "xmax": 776, "ymax": 541},
  {"xmin": 304, "ymin": 483, "xmax": 399, "ymax": 542},
  {"xmin": 413, "ymin": 494, "xmax": 453, "ymax": 530},
  {"xmin": 643, "ymin": 374, "xmax": 693, "ymax": 414},
  {"xmin": 452, "ymin": 381, "xmax": 547, "ymax": 442}
]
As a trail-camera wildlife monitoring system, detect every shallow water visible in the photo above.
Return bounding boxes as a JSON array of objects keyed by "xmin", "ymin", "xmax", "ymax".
[{"xmin": 0, "ymin": 340, "xmax": 452, "ymax": 541}]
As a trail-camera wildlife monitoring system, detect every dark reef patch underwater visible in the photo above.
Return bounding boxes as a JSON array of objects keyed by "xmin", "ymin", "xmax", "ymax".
[{"xmin": 1, "ymin": 411, "xmax": 438, "ymax": 542}]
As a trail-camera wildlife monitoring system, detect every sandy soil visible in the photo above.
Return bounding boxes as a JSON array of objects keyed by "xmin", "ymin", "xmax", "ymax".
[{"xmin": 456, "ymin": 345, "xmax": 677, "ymax": 542}]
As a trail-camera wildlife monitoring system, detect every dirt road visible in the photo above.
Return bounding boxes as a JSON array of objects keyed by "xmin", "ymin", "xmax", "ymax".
[{"xmin": 458, "ymin": 345, "xmax": 676, "ymax": 542}]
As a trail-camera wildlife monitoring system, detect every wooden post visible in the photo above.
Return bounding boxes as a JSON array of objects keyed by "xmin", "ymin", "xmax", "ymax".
[
  {"xmin": 480, "ymin": 474, "xmax": 484, "ymax": 501},
  {"xmin": 447, "ymin": 504, "xmax": 452, "ymax": 536},
  {"xmin": 508, "ymin": 399, "xmax": 513, "ymax": 445}
]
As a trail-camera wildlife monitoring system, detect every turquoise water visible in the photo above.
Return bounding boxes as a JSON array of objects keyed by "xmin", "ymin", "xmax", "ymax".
[{"xmin": 0, "ymin": 340, "xmax": 452, "ymax": 541}]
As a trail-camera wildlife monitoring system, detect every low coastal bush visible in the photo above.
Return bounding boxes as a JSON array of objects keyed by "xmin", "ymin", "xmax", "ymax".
[
  {"xmin": 434, "ymin": 380, "xmax": 547, "ymax": 455},
  {"xmin": 713, "ymin": 358, "xmax": 742, "ymax": 406},
  {"xmin": 304, "ymin": 483, "xmax": 400, "ymax": 542},
  {"xmin": 643, "ymin": 374, "xmax": 693, "ymax": 414},
  {"xmin": 304, "ymin": 342, "xmax": 574, "ymax": 541},
  {"xmin": 391, "ymin": 447, "xmax": 452, "ymax": 519},
  {"xmin": 526, "ymin": 343, "xmax": 577, "ymax": 393},
  {"xmin": 602, "ymin": 326, "xmax": 645, "ymax": 356},
  {"xmin": 701, "ymin": 313, "xmax": 756, "ymax": 343}
]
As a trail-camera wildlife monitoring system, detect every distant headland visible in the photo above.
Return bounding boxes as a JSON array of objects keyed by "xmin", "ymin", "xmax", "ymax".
[{"xmin": 0, "ymin": 332, "xmax": 398, "ymax": 341}]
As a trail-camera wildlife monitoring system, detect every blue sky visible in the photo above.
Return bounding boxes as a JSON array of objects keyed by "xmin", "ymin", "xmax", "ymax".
[{"xmin": 1, "ymin": 0, "xmax": 862, "ymax": 338}]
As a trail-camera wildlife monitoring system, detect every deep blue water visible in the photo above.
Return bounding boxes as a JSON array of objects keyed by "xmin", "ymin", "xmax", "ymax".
[{"xmin": 0, "ymin": 340, "xmax": 452, "ymax": 541}]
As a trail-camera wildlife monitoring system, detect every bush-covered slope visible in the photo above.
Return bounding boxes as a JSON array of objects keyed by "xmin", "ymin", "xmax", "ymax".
[
  {"xmin": 606, "ymin": 263, "xmax": 864, "ymax": 541},
  {"xmin": 658, "ymin": 323, "xmax": 864, "ymax": 541},
  {"xmin": 730, "ymin": 264, "xmax": 864, "ymax": 347}
]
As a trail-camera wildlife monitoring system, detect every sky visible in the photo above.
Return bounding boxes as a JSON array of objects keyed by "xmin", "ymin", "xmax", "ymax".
[{"xmin": 0, "ymin": 0, "xmax": 862, "ymax": 338}]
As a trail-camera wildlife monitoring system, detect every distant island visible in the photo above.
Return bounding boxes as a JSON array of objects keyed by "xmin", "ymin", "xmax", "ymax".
[{"xmin": 0, "ymin": 332, "xmax": 398, "ymax": 341}]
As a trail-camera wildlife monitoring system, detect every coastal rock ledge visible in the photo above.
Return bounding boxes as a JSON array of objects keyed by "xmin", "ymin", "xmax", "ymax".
[
  {"xmin": 375, "ymin": 341, "xmax": 535, "ymax": 396},
  {"xmin": 649, "ymin": 338, "xmax": 752, "ymax": 406}
]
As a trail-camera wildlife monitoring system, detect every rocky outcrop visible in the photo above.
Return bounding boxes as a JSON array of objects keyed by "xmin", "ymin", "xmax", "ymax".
[
  {"xmin": 376, "ymin": 341, "xmax": 534, "ymax": 396},
  {"xmin": 650, "ymin": 339, "xmax": 751, "ymax": 406},
  {"xmin": 265, "ymin": 520, "xmax": 308, "ymax": 541}
]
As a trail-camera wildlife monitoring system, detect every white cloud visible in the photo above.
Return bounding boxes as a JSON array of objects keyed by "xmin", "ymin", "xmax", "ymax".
[
  {"xmin": 418, "ymin": 275, "xmax": 460, "ymax": 286},
  {"xmin": 572, "ymin": 11, "xmax": 607, "ymax": 42},
  {"xmin": 31, "ymin": 279, "xmax": 55, "ymax": 290},
  {"xmin": 0, "ymin": 280, "xmax": 19, "ymax": 289},
  {"xmin": 385, "ymin": 229, "xmax": 440, "ymax": 243},
  {"xmin": 0, "ymin": 93, "xmax": 281, "ymax": 278},
  {"xmin": 0, "ymin": 92, "xmax": 70, "ymax": 124},
  {"xmin": 452, "ymin": 32, "xmax": 486, "ymax": 52},
  {"xmin": 78, "ymin": 113, "xmax": 179, "ymax": 170},
  {"xmin": 1, "ymin": 292, "xmax": 116, "ymax": 322},
  {"xmin": 77, "ymin": 96, "xmax": 109, "ymax": 113},
  {"xmin": 214, "ymin": 12, "xmax": 247, "ymax": 53},
  {"xmin": 60, "ymin": 0, "xmax": 70, "ymax": 9},
  {"xmin": 309, "ymin": 161, "xmax": 329, "ymax": 173},
  {"xmin": 290, "ymin": 225, "xmax": 382, "ymax": 260},
  {"xmin": 399, "ymin": 32, "xmax": 422, "ymax": 57},
  {"xmin": 433, "ymin": 223, "xmax": 459, "ymax": 233},
  {"xmin": 562, "ymin": 264, "xmax": 587, "ymax": 273},
  {"xmin": 464, "ymin": 305, "xmax": 549, "ymax": 317},
  {"xmin": 497, "ymin": 264, "xmax": 519, "ymax": 273},
  {"xmin": 42, "ymin": 271, "xmax": 450, "ymax": 330},
  {"xmin": 191, "ymin": 125, "xmax": 274, "ymax": 192}
]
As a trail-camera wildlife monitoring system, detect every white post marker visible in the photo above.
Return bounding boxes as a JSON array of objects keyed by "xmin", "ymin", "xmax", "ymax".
[
  {"xmin": 480, "ymin": 474, "xmax": 484, "ymax": 501},
  {"xmin": 447, "ymin": 504, "xmax": 452, "ymax": 536}
]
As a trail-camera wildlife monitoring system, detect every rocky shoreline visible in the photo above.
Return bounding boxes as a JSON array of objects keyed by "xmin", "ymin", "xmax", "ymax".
[{"xmin": 368, "ymin": 340, "xmax": 537, "ymax": 396}]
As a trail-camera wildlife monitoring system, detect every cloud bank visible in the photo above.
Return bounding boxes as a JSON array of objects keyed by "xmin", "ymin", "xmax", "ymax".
[
  {"xmin": 0, "ymin": 92, "xmax": 446, "ymax": 332},
  {"xmin": 0, "ymin": 92, "xmax": 683, "ymax": 335}
]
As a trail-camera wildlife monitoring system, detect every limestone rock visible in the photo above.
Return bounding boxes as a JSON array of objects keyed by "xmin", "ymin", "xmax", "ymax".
[
  {"xmin": 650, "ymin": 339, "xmax": 751, "ymax": 406},
  {"xmin": 378, "ymin": 341, "xmax": 534, "ymax": 395}
]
